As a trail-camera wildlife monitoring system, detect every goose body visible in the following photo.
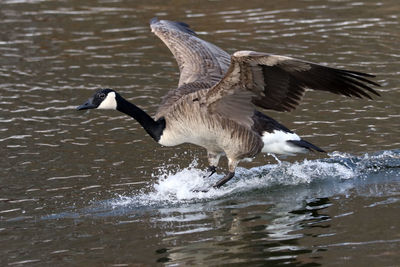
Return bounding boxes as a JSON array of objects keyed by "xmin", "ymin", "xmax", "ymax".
[
  {"xmin": 77, "ymin": 18, "xmax": 380, "ymax": 188},
  {"xmin": 157, "ymin": 89, "xmax": 313, "ymax": 162}
]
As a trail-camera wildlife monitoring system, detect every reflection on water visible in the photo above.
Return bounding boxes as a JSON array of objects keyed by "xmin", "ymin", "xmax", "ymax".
[
  {"xmin": 1, "ymin": 0, "xmax": 400, "ymax": 265},
  {"xmin": 37, "ymin": 150, "xmax": 400, "ymax": 265}
]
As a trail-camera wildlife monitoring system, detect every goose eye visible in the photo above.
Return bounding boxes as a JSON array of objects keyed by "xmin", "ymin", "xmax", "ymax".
[{"xmin": 99, "ymin": 93, "xmax": 106, "ymax": 99}]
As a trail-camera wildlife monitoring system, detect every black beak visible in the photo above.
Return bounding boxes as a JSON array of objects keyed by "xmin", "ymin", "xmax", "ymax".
[{"xmin": 77, "ymin": 98, "xmax": 97, "ymax": 110}]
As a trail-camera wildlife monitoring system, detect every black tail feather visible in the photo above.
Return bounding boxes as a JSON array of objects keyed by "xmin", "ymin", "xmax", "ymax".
[{"xmin": 287, "ymin": 139, "xmax": 326, "ymax": 153}]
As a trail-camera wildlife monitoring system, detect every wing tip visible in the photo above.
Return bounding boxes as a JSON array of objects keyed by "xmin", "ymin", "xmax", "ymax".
[
  {"xmin": 339, "ymin": 69, "xmax": 382, "ymax": 98},
  {"xmin": 149, "ymin": 17, "xmax": 197, "ymax": 36},
  {"xmin": 172, "ymin": 20, "xmax": 197, "ymax": 36},
  {"xmin": 150, "ymin": 17, "xmax": 159, "ymax": 25}
]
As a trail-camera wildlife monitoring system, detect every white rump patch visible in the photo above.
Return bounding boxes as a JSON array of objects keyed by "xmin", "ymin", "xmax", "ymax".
[
  {"xmin": 98, "ymin": 92, "xmax": 117, "ymax": 110},
  {"xmin": 261, "ymin": 130, "xmax": 307, "ymax": 156}
]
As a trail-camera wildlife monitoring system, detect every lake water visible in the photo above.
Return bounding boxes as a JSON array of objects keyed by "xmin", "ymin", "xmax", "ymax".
[{"xmin": 1, "ymin": 0, "xmax": 399, "ymax": 266}]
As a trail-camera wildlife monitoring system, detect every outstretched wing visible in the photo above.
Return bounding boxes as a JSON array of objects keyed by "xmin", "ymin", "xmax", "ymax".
[
  {"xmin": 205, "ymin": 50, "xmax": 380, "ymax": 127},
  {"xmin": 150, "ymin": 18, "xmax": 230, "ymax": 88}
]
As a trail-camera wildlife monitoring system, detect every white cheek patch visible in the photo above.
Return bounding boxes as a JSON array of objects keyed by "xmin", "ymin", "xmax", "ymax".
[{"xmin": 98, "ymin": 92, "xmax": 117, "ymax": 110}]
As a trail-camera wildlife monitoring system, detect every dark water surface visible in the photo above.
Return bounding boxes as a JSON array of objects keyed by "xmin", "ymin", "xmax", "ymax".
[{"xmin": 1, "ymin": 0, "xmax": 399, "ymax": 266}]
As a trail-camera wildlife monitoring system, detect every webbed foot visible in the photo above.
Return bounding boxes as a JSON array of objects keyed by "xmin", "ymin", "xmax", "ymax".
[{"xmin": 204, "ymin": 166, "xmax": 217, "ymax": 178}]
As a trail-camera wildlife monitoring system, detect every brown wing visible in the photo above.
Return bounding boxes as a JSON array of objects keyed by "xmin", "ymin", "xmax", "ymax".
[
  {"xmin": 150, "ymin": 18, "xmax": 230, "ymax": 88},
  {"xmin": 205, "ymin": 50, "xmax": 380, "ymax": 127}
]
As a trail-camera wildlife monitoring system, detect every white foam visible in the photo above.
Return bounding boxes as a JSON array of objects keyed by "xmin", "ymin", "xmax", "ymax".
[
  {"xmin": 108, "ymin": 153, "xmax": 366, "ymax": 208},
  {"xmin": 44, "ymin": 150, "xmax": 400, "ymax": 220}
]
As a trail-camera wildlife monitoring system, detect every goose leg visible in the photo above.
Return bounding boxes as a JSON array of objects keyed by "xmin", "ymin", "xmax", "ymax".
[
  {"xmin": 193, "ymin": 157, "xmax": 236, "ymax": 192},
  {"xmin": 205, "ymin": 152, "xmax": 221, "ymax": 178},
  {"xmin": 213, "ymin": 172, "xmax": 235, "ymax": 188},
  {"xmin": 205, "ymin": 165, "xmax": 217, "ymax": 178},
  {"xmin": 193, "ymin": 171, "xmax": 235, "ymax": 193},
  {"xmin": 213, "ymin": 158, "xmax": 238, "ymax": 188}
]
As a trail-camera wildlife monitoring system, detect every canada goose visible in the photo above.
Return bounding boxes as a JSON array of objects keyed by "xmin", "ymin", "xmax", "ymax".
[{"xmin": 77, "ymin": 18, "xmax": 380, "ymax": 189}]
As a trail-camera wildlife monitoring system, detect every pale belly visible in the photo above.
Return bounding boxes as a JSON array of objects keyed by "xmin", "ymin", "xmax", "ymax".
[
  {"xmin": 157, "ymin": 112, "xmax": 264, "ymax": 161},
  {"xmin": 157, "ymin": 119, "xmax": 223, "ymax": 152},
  {"xmin": 158, "ymin": 119, "xmax": 308, "ymax": 158}
]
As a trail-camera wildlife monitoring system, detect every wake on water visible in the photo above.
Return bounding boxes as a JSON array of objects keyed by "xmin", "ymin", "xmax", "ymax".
[
  {"xmin": 110, "ymin": 150, "xmax": 400, "ymax": 208},
  {"xmin": 41, "ymin": 150, "xmax": 399, "ymax": 221}
]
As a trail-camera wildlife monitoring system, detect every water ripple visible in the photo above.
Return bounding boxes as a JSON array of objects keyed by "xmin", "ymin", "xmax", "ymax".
[{"xmin": 0, "ymin": 1, "xmax": 399, "ymax": 265}]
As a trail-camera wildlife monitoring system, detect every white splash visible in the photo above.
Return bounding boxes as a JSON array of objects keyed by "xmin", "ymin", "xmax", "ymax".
[{"xmin": 108, "ymin": 151, "xmax": 388, "ymax": 208}]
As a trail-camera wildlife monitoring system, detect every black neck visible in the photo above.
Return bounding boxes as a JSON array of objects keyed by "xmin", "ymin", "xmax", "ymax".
[{"xmin": 116, "ymin": 94, "xmax": 165, "ymax": 142}]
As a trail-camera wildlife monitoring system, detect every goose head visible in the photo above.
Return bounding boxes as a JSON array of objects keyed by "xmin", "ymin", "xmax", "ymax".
[{"xmin": 77, "ymin": 88, "xmax": 118, "ymax": 110}]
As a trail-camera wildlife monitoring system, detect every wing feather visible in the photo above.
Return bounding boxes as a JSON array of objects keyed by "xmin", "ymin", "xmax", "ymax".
[
  {"xmin": 150, "ymin": 18, "xmax": 230, "ymax": 87},
  {"xmin": 205, "ymin": 51, "xmax": 380, "ymax": 125}
]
